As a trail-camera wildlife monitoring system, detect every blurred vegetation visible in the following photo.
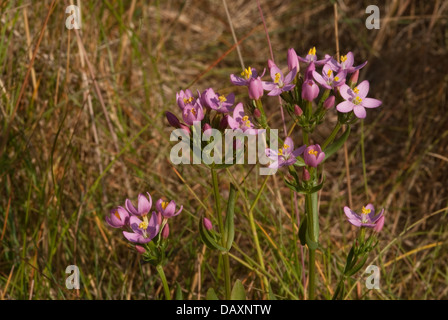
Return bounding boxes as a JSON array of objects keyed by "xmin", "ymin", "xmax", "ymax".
[{"xmin": 0, "ymin": 0, "xmax": 447, "ymax": 299}]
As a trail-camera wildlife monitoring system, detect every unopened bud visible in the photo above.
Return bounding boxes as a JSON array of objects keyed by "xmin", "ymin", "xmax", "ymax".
[
  {"xmin": 135, "ymin": 245, "xmax": 146, "ymax": 254},
  {"xmin": 350, "ymin": 70, "xmax": 359, "ymax": 85},
  {"xmin": 219, "ymin": 115, "xmax": 228, "ymax": 130},
  {"xmin": 302, "ymin": 168, "xmax": 310, "ymax": 181},
  {"xmin": 323, "ymin": 96, "xmax": 335, "ymax": 110},
  {"xmin": 203, "ymin": 217, "xmax": 213, "ymax": 231},
  {"xmin": 253, "ymin": 109, "xmax": 262, "ymax": 118},
  {"xmin": 162, "ymin": 223, "xmax": 170, "ymax": 239},
  {"xmin": 203, "ymin": 123, "xmax": 212, "ymax": 139},
  {"xmin": 294, "ymin": 105, "xmax": 303, "ymax": 116},
  {"xmin": 166, "ymin": 111, "xmax": 180, "ymax": 128}
]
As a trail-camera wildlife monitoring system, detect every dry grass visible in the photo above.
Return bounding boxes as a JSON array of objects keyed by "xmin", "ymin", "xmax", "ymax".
[{"xmin": 0, "ymin": 0, "xmax": 447, "ymax": 299}]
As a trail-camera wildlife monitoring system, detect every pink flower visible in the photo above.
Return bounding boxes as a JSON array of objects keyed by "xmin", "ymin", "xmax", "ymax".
[
  {"xmin": 126, "ymin": 192, "xmax": 152, "ymax": 216},
  {"xmin": 105, "ymin": 206, "xmax": 129, "ymax": 228},
  {"xmin": 336, "ymin": 80, "xmax": 382, "ymax": 119},
  {"xmin": 304, "ymin": 145, "xmax": 325, "ymax": 167},
  {"xmin": 123, "ymin": 212, "xmax": 160, "ymax": 244},
  {"xmin": 344, "ymin": 204, "xmax": 384, "ymax": 228}
]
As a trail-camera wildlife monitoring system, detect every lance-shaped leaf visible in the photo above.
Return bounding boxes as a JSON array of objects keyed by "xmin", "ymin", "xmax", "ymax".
[
  {"xmin": 323, "ymin": 125, "xmax": 351, "ymax": 162},
  {"xmin": 206, "ymin": 288, "xmax": 219, "ymax": 300},
  {"xmin": 199, "ymin": 217, "xmax": 227, "ymax": 252},
  {"xmin": 298, "ymin": 216, "xmax": 308, "ymax": 246},
  {"xmin": 224, "ymin": 184, "xmax": 237, "ymax": 251}
]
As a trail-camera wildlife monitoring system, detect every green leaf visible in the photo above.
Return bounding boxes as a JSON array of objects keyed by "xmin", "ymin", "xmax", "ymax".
[
  {"xmin": 175, "ymin": 282, "xmax": 183, "ymax": 300},
  {"xmin": 199, "ymin": 217, "xmax": 227, "ymax": 252},
  {"xmin": 345, "ymin": 254, "xmax": 369, "ymax": 277},
  {"xmin": 206, "ymin": 288, "xmax": 219, "ymax": 300},
  {"xmin": 298, "ymin": 216, "xmax": 307, "ymax": 246},
  {"xmin": 305, "ymin": 229, "xmax": 319, "ymax": 250},
  {"xmin": 230, "ymin": 279, "xmax": 246, "ymax": 300},
  {"xmin": 224, "ymin": 184, "xmax": 237, "ymax": 251},
  {"xmin": 323, "ymin": 125, "xmax": 351, "ymax": 161}
]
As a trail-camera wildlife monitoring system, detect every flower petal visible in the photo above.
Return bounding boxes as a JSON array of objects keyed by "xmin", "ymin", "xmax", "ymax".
[
  {"xmin": 353, "ymin": 105, "xmax": 367, "ymax": 119},
  {"xmin": 336, "ymin": 100, "xmax": 354, "ymax": 113},
  {"xmin": 362, "ymin": 98, "xmax": 382, "ymax": 109},
  {"xmin": 339, "ymin": 84, "xmax": 353, "ymax": 101},
  {"xmin": 356, "ymin": 80, "xmax": 370, "ymax": 99}
]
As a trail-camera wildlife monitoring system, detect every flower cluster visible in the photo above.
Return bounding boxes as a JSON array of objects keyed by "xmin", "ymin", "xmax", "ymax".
[{"xmin": 106, "ymin": 192, "xmax": 182, "ymax": 245}]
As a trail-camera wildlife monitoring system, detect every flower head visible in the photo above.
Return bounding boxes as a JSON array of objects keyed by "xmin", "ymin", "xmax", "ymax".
[
  {"xmin": 263, "ymin": 64, "xmax": 297, "ymax": 96},
  {"xmin": 304, "ymin": 144, "xmax": 325, "ymax": 167},
  {"xmin": 182, "ymin": 99, "xmax": 205, "ymax": 125},
  {"xmin": 230, "ymin": 67, "xmax": 264, "ymax": 87},
  {"xmin": 227, "ymin": 103, "xmax": 258, "ymax": 134},
  {"xmin": 125, "ymin": 192, "xmax": 152, "ymax": 216},
  {"xmin": 156, "ymin": 199, "xmax": 183, "ymax": 218},
  {"xmin": 326, "ymin": 52, "xmax": 367, "ymax": 74},
  {"xmin": 106, "ymin": 206, "xmax": 129, "ymax": 228},
  {"xmin": 313, "ymin": 63, "xmax": 347, "ymax": 89},
  {"xmin": 176, "ymin": 89, "xmax": 196, "ymax": 110},
  {"xmin": 336, "ymin": 80, "xmax": 382, "ymax": 119},
  {"xmin": 203, "ymin": 88, "xmax": 235, "ymax": 113},
  {"xmin": 344, "ymin": 204, "xmax": 384, "ymax": 228},
  {"xmin": 203, "ymin": 217, "xmax": 213, "ymax": 231},
  {"xmin": 298, "ymin": 47, "xmax": 330, "ymax": 66},
  {"xmin": 123, "ymin": 212, "xmax": 160, "ymax": 244},
  {"xmin": 266, "ymin": 136, "xmax": 306, "ymax": 168}
]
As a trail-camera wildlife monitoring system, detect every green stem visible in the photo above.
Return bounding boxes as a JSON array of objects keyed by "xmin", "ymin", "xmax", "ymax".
[
  {"xmin": 211, "ymin": 169, "xmax": 231, "ymax": 299},
  {"xmin": 156, "ymin": 264, "xmax": 171, "ymax": 300},
  {"xmin": 321, "ymin": 122, "xmax": 341, "ymax": 149},
  {"xmin": 305, "ymin": 192, "xmax": 318, "ymax": 300},
  {"xmin": 248, "ymin": 175, "xmax": 270, "ymax": 294},
  {"xmin": 360, "ymin": 119, "xmax": 368, "ymax": 197}
]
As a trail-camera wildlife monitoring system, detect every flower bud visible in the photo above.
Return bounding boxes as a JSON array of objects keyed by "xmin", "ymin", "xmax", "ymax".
[
  {"xmin": 294, "ymin": 105, "xmax": 303, "ymax": 116},
  {"xmin": 203, "ymin": 123, "xmax": 212, "ymax": 139},
  {"xmin": 248, "ymin": 77, "xmax": 264, "ymax": 100},
  {"xmin": 287, "ymin": 48, "xmax": 299, "ymax": 73},
  {"xmin": 373, "ymin": 215, "xmax": 385, "ymax": 233},
  {"xmin": 302, "ymin": 168, "xmax": 310, "ymax": 181},
  {"xmin": 349, "ymin": 70, "xmax": 359, "ymax": 85},
  {"xmin": 301, "ymin": 80, "xmax": 319, "ymax": 102},
  {"xmin": 179, "ymin": 124, "xmax": 191, "ymax": 135},
  {"xmin": 157, "ymin": 212, "xmax": 163, "ymax": 226},
  {"xmin": 253, "ymin": 109, "xmax": 261, "ymax": 118},
  {"xmin": 135, "ymin": 245, "xmax": 146, "ymax": 254},
  {"xmin": 162, "ymin": 223, "xmax": 170, "ymax": 239},
  {"xmin": 203, "ymin": 217, "xmax": 213, "ymax": 231},
  {"xmin": 166, "ymin": 111, "xmax": 181, "ymax": 128},
  {"xmin": 323, "ymin": 95, "xmax": 335, "ymax": 110}
]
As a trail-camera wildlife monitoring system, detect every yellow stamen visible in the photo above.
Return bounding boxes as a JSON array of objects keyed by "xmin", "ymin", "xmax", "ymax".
[
  {"xmin": 334, "ymin": 76, "xmax": 340, "ymax": 81},
  {"xmin": 283, "ymin": 144, "xmax": 289, "ymax": 149},
  {"xmin": 245, "ymin": 120, "xmax": 251, "ymax": 128},
  {"xmin": 139, "ymin": 215, "xmax": 149, "ymax": 230},
  {"xmin": 327, "ymin": 69, "xmax": 332, "ymax": 77},
  {"xmin": 242, "ymin": 116, "xmax": 249, "ymax": 122},
  {"xmin": 190, "ymin": 108, "xmax": 197, "ymax": 115},
  {"xmin": 274, "ymin": 72, "xmax": 281, "ymax": 84},
  {"xmin": 114, "ymin": 211, "xmax": 121, "ymax": 220},
  {"xmin": 354, "ymin": 96, "xmax": 363, "ymax": 104},
  {"xmin": 240, "ymin": 67, "xmax": 253, "ymax": 79},
  {"xmin": 218, "ymin": 95, "xmax": 227, "ymax": 103},
  {"xmin": 308, "ymin": 47, "xmax": 316, "ymax": 56},
  {"xmin": 308, "ymin": 149, "xmax": 318, "ymax": 156},
  {"xmin": 183, "ymin": 97, "xmax": 194, "ymax": 104},
  {"xmin": 361, "ymin": 206, "xmax": 371, "ymax": 215},
  {"xmin": 353, "ymin": 87, "xmax": 360, "ymax": 94},
  {"xmin": 341, "ymin": 55, "xmax": 347, "ymax": 62},
  {"xmin": 161, "ymin": 201, "xmax": 169, "ymax": 210},
  {"xmin": 278, "ymin": 149, "xmax": 283, "ymax": 156}
]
